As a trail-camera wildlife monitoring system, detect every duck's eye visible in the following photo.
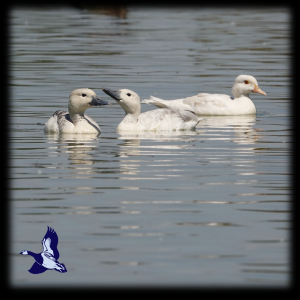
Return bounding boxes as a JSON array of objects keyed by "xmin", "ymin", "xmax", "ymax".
[
  {"xmin": 127, "ymin": 93, "xmax": 131, "ymax": 97},
  {"xmin": 82, "ymin": 94, "xmax": 86, "ymax": 97},
  {"xmin": 244, "ymin": 80, "xmax": 249, "ymax": 84}
]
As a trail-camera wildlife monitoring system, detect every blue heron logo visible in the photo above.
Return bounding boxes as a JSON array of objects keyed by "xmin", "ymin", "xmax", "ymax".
[{"xmin": 20, "ymin": 226, "xmax": 67, "ymax": 274}]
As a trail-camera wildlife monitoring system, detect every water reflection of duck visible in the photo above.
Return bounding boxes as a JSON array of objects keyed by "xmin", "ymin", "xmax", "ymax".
[
  {"xmin": 45, "ymin": 133, "xmax": 100, "ymax": 165},
  {"xmin": 44, "ymin": 88, "xmax": 110, "ymax": 134},
  {"xmin": 198, "ymin": 115, "xmax": 261, "ymax": 144},
  {"xmin": 20, "ymin": 227, "xmax": 67, "ymax": 274},
  {"xmin": 117, "ymin": 130, "xmax": 198, "ymax": 141},
  {"xmin": 74, "ymin": 5, "xmax": 127, "ymax": 19},
  {"xmin": 142, "ymin": 75, "xmax": 266, "ymax": 115},
  {"xmin": 115, "ymin": 129, "xmax": 204, "ymax": 161},
  {"xmin": 102, "ymin": 88, "xmax": 202, "ymax": 131}
]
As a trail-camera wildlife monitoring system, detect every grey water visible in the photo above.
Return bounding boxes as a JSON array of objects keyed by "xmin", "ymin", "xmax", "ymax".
[{"xmin": 9, "ymin": 6, "xmax": 290, "ymax": 286}]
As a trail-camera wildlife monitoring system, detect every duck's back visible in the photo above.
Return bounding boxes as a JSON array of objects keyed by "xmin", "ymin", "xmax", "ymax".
[
  {"xmin": 144, "ymin": 93, "xmax": 256, "ymax": 115},
  {"xmin": 117, "ymin": 109, "xmax": 201, "ymax": 131},
  {"xmin": 44, "ymin": 110, "xmax": 71, "ymax": 133},
  {"xmin": 182, "ymin": 93, "xmax": 256, "ymax": 115}
]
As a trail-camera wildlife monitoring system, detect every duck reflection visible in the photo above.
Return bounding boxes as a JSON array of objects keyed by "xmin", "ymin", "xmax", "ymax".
[
  {"xmin": 45, "ymin": 133, "xmax": 101, "ymax": 165},
  {"xmin": 117, "ymin": 138, "xmax": 141, "ymax": 157},
  {"xmin": 74, "ymin": 5, "xmax": 127, "ymax": 19},
  {"xmin": 114, "ymin": 115, "xmax": 261, "ymax": 179},
  {"xmin": 117, "ymin": 130, "xmax": 200, "ymax": 156},
  {"xmin": 116, "ymin": 131, "xmax": 200, "ymax": 178},
  {"xmin": 117, "ymin": 130, "xmax": 198, "ymax": 140},
  {"xmin": 196, "ymin": 115, "xmax": 262, "ymax": 144}
]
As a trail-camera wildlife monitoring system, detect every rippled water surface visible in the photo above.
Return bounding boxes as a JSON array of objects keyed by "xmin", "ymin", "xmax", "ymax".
[{"xmin": 9, "ymin": 7, "xmax": 290, "ymax": 286}]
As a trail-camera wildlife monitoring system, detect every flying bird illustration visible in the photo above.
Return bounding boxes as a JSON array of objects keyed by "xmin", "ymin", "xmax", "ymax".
[{"xmin": 20, "ymin": 226, "xmax": 67, "ymax": 274}]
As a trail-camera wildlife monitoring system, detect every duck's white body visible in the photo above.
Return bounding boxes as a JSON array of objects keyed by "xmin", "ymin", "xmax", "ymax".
[
  {"xmin": 102, "ymin": 88, "xmax": 202, "ymax": 131},
  {"xmin": 117, "ymin": 108, "xmax": 200, "ymax": 131},
  {"xmin": 142, "ymin": 75, "xmax": 266, "ymax": 116},
  {"xmin": 44, "ymin": 88, "xmax": 110, "ymax": 134},
  {"xmin": 45, "ymin": 110, "xmax": 101, "ymax": 134},
  {"xmin": 143, "ymin": 93, "xmax": 256, "ymax": 116}
]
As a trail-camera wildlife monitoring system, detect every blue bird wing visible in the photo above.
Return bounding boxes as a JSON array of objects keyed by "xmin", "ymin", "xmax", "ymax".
[
  {"xmin": 28, "ymin": 262, "xmax": 48, "ymax": 274},
  {"xmin": 44, "ymin": 252, "xmax": 57, "ymax": 261},
  {"xmin": 42, "ymin": 226, "xmax": 60, "ymax": 259}
]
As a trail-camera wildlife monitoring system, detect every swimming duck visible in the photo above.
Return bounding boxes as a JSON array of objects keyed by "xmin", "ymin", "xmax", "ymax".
[
  {"xmin": 44, "ymin": 88, "xmax": 111, "ymax": 134},
  {"xmin": 102, "ymin": 88, "xmax": 202, "ymax": 131},
  {"xmin": 20, "ymin": 226, "xmax": 67, "ymax": 274},
  {"xmin": 142, "ymin": 75, "xmax": 266, "ymax": 115}
]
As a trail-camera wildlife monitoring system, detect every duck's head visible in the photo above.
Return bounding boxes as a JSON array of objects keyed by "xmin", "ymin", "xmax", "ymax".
[
  {"xmin": 20, "ymin": 250, "xmax": 28, "ymax": 255},
  {"xmin": 102, "ymin": 88, "xmax": 141, "ymax": 115},
  {"xmin": 68, "ymin": 88, "xmax": 111, "ymax": 114},
  {"xmin": 232, "ymin": 75, "xmax": 266, "ymax": 98}
]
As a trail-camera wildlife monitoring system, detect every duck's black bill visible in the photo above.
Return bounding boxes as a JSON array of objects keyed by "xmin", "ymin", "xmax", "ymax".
[
  {"xmin": 90, "ymin": 96, "xmax": 111, "ymax": 106},
  {"xmin": 102, "ymin": 88, "xmax": 122, "ymax": 101}
]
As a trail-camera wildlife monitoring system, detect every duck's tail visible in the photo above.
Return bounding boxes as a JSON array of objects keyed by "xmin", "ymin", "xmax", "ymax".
[
  {"xmin": 141, "ymin": 96, "xmax": 169, "ymax": 108},
  {"xmin": 179, "ymin": 110, "xmax": 203, "ymax": 129},
  {"xmin": 55, "ymin": 262, "xmax": 67, "ymax": 273}
]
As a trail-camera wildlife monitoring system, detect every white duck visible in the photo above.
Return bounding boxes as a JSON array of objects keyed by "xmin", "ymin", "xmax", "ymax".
[
  {"xmin": 44, "ymin": 88, "xmax": 111, "ymax": 134},
  {"xmin": 102, "ymin": 88, "xmax": 202, "ymax": 131},
  {"xmin": 142, "ymin": 75, "xmax": 266, "ymax": 116}
]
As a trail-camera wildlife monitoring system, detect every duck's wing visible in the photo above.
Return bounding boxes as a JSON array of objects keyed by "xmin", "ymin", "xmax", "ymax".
[
  {"xmin": 137, "ymin": 109, "xmax": 201, "ymax": 130},
  {"xmin": 28, "ymin": 262, "xmax": 48, "ymax": 274},
  {"xmin": 82, "ymin": 114, "xmax": 101, "ymax": 132},
  {"xmin": 41, "ymin": 226, "xmax": 60, "ymax": 259},
  {"xmin": 184, "ymin": 94, "xmax": 232, "ymax": 106},
  {"xmin": 54, "ymin": 262, "xmax": 67, "ymax": 273},
  {"xmin": 44, "ymin": 110, "xmax": 73, "ymax": 133},
  {"xmin": 182, "ymin": 94, "xmax": 234, "ymax": 115}
]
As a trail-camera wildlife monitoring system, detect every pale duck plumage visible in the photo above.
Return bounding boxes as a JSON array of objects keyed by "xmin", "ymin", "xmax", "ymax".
[
  {"xmin": 44, "ymin": 88, "xmax": 111, "ymax": 134},
  {"xmin": 142, "ymin": 75, "xmax": 266, "ymax": 116},
  {"xmin": 102, "ymin": 88, "xmax": 202, "ymax": 131}
]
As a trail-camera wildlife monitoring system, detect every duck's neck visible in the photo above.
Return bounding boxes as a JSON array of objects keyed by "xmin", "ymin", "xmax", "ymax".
[
  {"xmin": 69, "ymin": 112, "xmax": 86, "ymax": 124},
  {"xmin": 27, "ymin": 251, "xmax": 40, "ymax": 259},
  {"xmin": 68, "ymin": 101, "xmax": 88, "ymax": 124},
  {"xmin": 68, "ymin": 104, "xmax": 86, "ymax": 122},
  {"xmin": 122, "ymin": 102, "xmax": 141, "ymax": 123},
  {"xmin": 123, "ymin": 111, "xmax": 140, "ymax": 123},
  {"xmin": 232, "ymin": 86, "xmax": 251, "ymax": 99},
  {"xmin": 27, "ymin": 251, "xmax": 44, "ymax": 264}
]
